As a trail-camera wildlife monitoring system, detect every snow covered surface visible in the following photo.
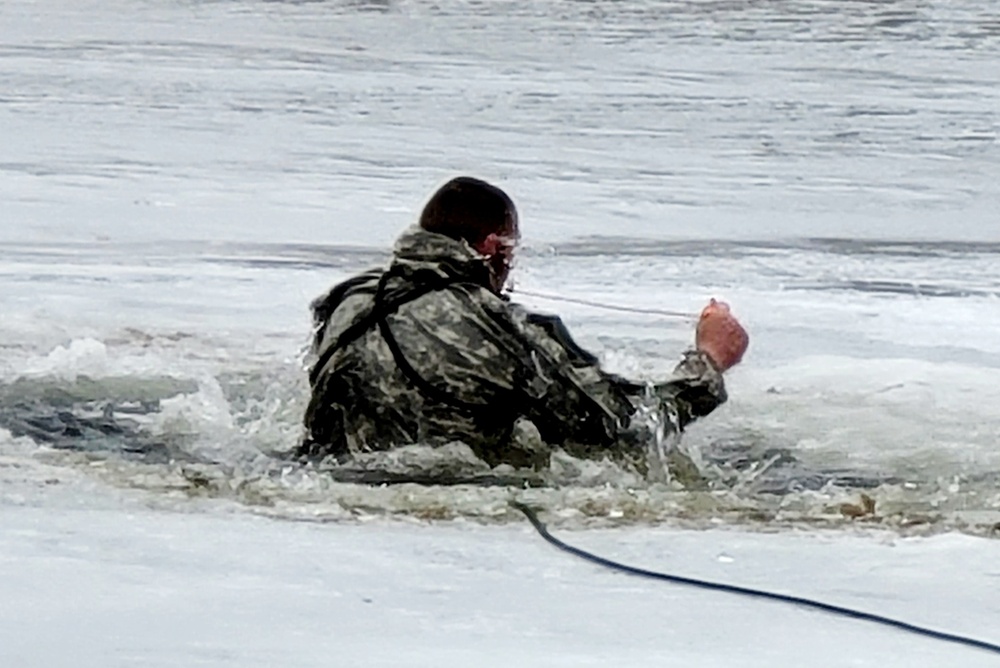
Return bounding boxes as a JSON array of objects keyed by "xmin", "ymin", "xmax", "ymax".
[{"xmin": 3, "ymin": 485, "xmax": 999, "ymax": 668}]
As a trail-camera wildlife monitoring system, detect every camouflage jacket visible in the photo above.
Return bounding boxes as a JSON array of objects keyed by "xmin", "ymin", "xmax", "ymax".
[{"xmin": 300, "ymin": 227, "xmax": 726, "ymax": 468}]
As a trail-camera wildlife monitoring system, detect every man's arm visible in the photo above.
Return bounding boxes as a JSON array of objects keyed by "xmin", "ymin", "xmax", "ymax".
[
  {"xmin": 387, "ymin": 287, "xmax": 634, "ymax": 448},
  {"xmin": 650, "ymin": 350, "xmax": 727, "ymax": 429},
  {"xmin": 517, "ymin": 311, "xmax": 726, "ymax": 436},
  {"xmin": 395, "ymin": 287, "xmax": 733, "ymax": 452}
]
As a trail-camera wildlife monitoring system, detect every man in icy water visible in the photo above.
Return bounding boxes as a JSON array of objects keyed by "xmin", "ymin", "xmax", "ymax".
[{"xmin": 299, "ymin": 177, "xmax": 748, "ymax": 472}]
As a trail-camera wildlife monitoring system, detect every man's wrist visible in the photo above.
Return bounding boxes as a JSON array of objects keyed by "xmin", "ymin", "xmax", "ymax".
[{"xmin": 694, "ymin": 346, "xmax": 726, "ymax": 374}]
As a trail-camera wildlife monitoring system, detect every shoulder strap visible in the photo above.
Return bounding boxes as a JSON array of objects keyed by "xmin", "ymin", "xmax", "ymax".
[
  {"xmin": 373, "ymin": 269, "xmax": 498, "ymax": 416},
  {"xmin": 308, "ymin": 268, "xmax": 444, "ymax": 387},
  {"xmin": 310, "ymin": 266, "xmax": 504, "ymax": 418}
]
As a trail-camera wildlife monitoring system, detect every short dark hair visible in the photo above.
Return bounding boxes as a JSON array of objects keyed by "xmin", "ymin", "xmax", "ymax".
[{"xmin": 418, "ymin": 177, "xmax": 517, "ymax": 246}]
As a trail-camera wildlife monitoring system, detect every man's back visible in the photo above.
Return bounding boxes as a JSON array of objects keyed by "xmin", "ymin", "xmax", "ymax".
[
  {"xmin": 301, "ymin": 227, "xmax": 728, "ymax": 472},
  {"xmin": 301, "ymin": 227, "xmax": 597, "ymax": 466}
]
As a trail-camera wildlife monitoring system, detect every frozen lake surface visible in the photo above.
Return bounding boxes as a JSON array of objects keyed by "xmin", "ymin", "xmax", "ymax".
[{"xmin": 1, "ymin": 0, "xmax": 999, "ymax": 663}]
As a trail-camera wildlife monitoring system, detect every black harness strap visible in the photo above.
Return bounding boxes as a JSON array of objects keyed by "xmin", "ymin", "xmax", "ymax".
[
  {"xmin": 308, "ymin": 270, "xmax": 447, "ymax": 387},
  {"xmin": 373, "ymin": 269, "xmax": 498, "ymax": 416},
  {"xmin": 310, "ymin": 265, "xmax": 501, "ymax": 417}
]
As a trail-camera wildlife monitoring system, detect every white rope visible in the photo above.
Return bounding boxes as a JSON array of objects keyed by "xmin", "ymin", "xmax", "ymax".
[{"xmin": 507, "ymin": 288, "xmax": 695, "ymax": 320}]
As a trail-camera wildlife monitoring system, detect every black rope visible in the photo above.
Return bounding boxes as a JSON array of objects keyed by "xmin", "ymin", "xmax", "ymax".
[{"xmin": 511, "ymin": 502, "xmax": 1000, "ymax": 657}]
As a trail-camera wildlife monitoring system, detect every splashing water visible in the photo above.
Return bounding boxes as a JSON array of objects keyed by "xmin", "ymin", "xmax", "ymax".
[{"xmin": 631, "ymin": 384, "xmax": 684, "ymax": 486}]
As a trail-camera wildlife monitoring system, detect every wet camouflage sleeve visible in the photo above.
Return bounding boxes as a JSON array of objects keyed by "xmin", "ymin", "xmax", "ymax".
[
  {"xmin": 412, "ymin": 286, "xmax": 727, "ymax": 453},
  {"xmin": 382, "ymin": 284, "xmax": 629, "ymax": 446},
  {"xmin": 647, "ymin": 349, "xmax": 727, "ymax": 428},
  {"xmin": 510, "ymin": 307, "xmax": 726, "ymax": 447}
]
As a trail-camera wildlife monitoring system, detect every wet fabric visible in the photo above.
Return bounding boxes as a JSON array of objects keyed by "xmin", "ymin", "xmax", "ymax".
[{"xmin": 300, "ymin": 227, "xmax": 726, "ymax": 469}]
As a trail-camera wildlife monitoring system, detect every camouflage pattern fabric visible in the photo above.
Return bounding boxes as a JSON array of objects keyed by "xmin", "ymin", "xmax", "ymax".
[{"xmin": 300, "ymin": 227, "xmax": 726, "ymax": 469}]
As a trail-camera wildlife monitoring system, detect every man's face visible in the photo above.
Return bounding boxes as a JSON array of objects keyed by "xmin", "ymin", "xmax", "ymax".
[{"xmin": 488, "ymin": 216, "xmax": 519, "ymax": 292}]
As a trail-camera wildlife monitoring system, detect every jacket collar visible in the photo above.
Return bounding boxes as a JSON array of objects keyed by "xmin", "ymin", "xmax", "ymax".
[{"xmin": 391, "ymin": 226, "xmax": 491, "ymax": 286}]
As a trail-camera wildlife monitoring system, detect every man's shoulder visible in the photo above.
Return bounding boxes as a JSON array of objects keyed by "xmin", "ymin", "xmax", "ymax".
[
  {"xmin": 310, "ymin": 267, "xmax": 384, "ymax": 321},
  {"xmin": 398, "ymin": 279, "xmax": 513, "ymax": 329}
]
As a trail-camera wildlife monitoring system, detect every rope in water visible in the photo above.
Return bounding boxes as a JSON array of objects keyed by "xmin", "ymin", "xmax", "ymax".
[
  {"xmin": 511, "ymin": 502, "xmax": 1000, "ymax": 657},
  {"xmin": 507, "ymin": 288, "xmax": 696, "ymax": 319}
]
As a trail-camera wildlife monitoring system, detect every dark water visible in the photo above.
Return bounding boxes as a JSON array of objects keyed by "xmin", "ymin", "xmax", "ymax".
[
  {"xmin": 1, "ymin": 0, "xmax": 999, "ymax": 532},
  {"xmin": 1, "ymin": 237, "xmax": 998, "ymax": 533}
]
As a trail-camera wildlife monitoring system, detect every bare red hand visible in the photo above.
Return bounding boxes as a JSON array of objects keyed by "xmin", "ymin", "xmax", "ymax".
[{"xmin": 695, "ymin": 299, "xmax": 749, "ymax": 372}]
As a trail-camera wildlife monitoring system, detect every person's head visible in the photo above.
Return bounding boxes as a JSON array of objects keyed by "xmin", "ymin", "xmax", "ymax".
[{"xmin": 419, "ymin": 176, "xmax": 519, "ymax": 292}]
